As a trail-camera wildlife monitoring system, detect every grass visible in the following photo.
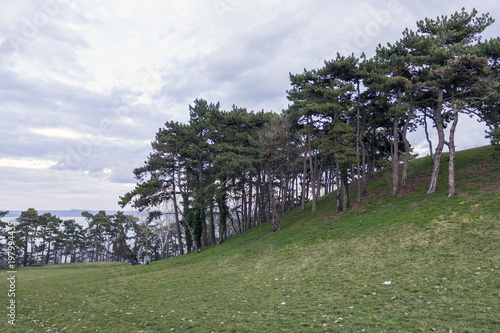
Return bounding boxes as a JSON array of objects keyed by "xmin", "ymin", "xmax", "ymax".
[{"xmin": 1, "ymin": 146, "xmax": 499, "ymax": 332}]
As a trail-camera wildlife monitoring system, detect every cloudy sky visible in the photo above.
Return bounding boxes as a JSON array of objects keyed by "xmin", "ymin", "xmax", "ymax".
[{"xmin": 1, "ymin": 0, "xmax": 498, "ymax": 212}]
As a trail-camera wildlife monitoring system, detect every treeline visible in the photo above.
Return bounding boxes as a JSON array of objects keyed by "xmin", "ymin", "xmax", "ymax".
[
  {"xmin": 0, "ymin": 209, "xmax": 178, "ymax": 268},
  {"xmin": 120, "ymin": 9, "xmax": 499, "ymax": 254}
]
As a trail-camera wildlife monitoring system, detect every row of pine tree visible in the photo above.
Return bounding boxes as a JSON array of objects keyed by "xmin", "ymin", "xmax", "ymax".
[{"xmin": 0, "ymin": 209, "xmax": 181, "ymax": 268}]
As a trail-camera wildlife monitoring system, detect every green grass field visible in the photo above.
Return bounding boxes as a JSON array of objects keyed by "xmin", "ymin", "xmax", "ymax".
[{"xmin": 2, "ymin": 146, "xmax": 499, "ymax": 332}]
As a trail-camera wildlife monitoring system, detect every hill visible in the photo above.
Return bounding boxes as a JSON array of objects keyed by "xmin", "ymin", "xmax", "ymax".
[{"xmin": 2, "ymin": 146, "xmax": 499, "ymax": 332}]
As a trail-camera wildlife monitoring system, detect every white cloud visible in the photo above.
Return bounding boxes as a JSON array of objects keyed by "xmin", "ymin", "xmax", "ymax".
[
  {"xmin": 0, "ymin": 157, "xmax": 56, "ymax": 170},
  {"xmin": 30, "ymin": 127, "xmax": 85, "ymax": 140}
]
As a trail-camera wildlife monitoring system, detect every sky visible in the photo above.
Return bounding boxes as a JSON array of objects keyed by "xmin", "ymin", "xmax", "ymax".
[{"xmin": 1, "ymin": 0, "xmax": 499, "ymax": 212}]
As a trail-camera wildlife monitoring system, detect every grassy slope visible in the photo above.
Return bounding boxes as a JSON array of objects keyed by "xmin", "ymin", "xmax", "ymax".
[{"xmin": 1, "ymin": 146, "xmax": 499, "ymax": 332}]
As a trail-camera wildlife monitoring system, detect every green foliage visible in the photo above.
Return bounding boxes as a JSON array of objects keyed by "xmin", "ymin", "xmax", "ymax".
[{"xmin": 121, "ymin": 97, "xmax": 298, "ymax": 249}]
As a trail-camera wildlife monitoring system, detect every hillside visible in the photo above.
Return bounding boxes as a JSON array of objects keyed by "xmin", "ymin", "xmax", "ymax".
[{"xmin": 2, "ymin": 146, "xmax": 499, "ymax": 332}]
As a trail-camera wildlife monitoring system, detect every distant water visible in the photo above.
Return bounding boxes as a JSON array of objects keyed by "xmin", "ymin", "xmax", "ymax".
[{"xmin": 4, "ymin": 215, "xmax": 89, "ymax": 228}]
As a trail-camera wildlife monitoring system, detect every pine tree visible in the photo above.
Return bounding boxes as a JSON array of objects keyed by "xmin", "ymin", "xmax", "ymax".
[{"xmin": 402, "ymin": 8, "xmax": 495, "ymax": 194}]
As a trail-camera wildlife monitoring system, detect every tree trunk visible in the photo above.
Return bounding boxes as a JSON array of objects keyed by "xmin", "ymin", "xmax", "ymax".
[
  {"xmin": 301, "ymin": 144, "xmax": 307, "ymax": 213},
  {"xmin": 428, "ymin": 88, "xmax": 445, "ymax": 195},
  {"xmin": 29, "ymin": 227, "xmax": 38, "ymax": 265},
  {"xmin": 254, "ymin": 167, "xmax": 261, "ymax": 226},
  {"xmin": 391, "ymin": 115, "xmax": 400, "ymax": 195},
  {"xmin": 267, "ymin": 161, "xmax": 281, "ymax": 231},
  {"xmin": 336, "ymin": 162, "xmax": 342, "ymax": 212},
  {"xmin": 307, "ymin": 120, "xmax": 317, "ymax": 213},
  {"xmin": 165, "ymin": 235, "xmax": 169, "ymax": 259},
  {"xmin": 401, "ymin": 111, "xmax": 412, "ymax": 187},
  {"xmin": 174, "ymin": 157, "xmax": 184, "ymax": 254},
  {"xmin": 172, "ymin": 181, "xmax": 184, "ymax": 255},
  {"xmin": 342, "ymin": 180, "xmax": 349, "ymax": 211},
  {"xmin": 366, "ymin": 141, "xmax": 372, "ymax": 178},
  {"xmin": 40, "ymin": 241, "xmax": 45, "ymax": 264},
  {"xmin": 197, "ymin": 157, "xmax": 207, "ymax": 248},
  {"xmin": 201, "ymin": 211, "xmax": 208, "ymax": 247},
  {"xmin": 356, "ymin": 81, "xmax": 362, "ymax": 203},
  {"xmin": 45, "ymin": 236, "xmax": 51, "ymax": 265},
  {"xmin": 283, "ymin": 174, "xmax": 289, "ymax": 214},
  {"xmin": 94, "ymin": 228, "xmax": 99, "ymax": 262},
  {"xmin": 64, "ymin": 243, "xmax": 68, "ymax": 264},
  {"xmin": 229, "ymin": 215, "xmax": 238, "ymax": 236},
  {"xmin": 71, "ymin": 238, "xmax": 75, "ymax": 263},
  {"xmin": 242, "ymin": 176, "xmax": 248, "ymax": 231},
  {"xmin": 323, "ymin": 165, "xmax": 328, "ymax": 195},
  {"xmin": 261, "ymin": 166, "xmax": 267, "ymax": 224},
  {"xmin": 175, "ymin": 202, "xmax": 200, "ymax": 253},
  {"xmin": 247, "ymin": 174, "xmax": 253, "ymax": 230},
  {"xmin": 361, "ymin": 140, "xmax": 367, "ymax": 196},
  {"xmin": 218, "ymin": 191, "xmax": 227, "ymax": 244},
  {"xmin": 235, "ymin": 209, "xmax": 242, "ymax": 234},
  {"xmin": 424, "ymin": 112, "xmax": 434, "ymax": 160},
  {"xmin": 316, "ymin": 155, "xmax": 322, "ymax": 199},
  {"xmin": 23, "ymin": 232, "xmax": 29, "ymax": 266},
  {"xmin": 159, "ymin": 231, "xmax": 166, "ymax": 260},
  {"xmin": 341, "ymin": 164, "xmax": 349, "ymax": 211},
  {"xmin": 447, "ymin": 101, "xmax": 459, "ymax": 197},
  {"xmin": 295, "ymin": 172, "xmax": 299, "ymax": 205},
  {"xmin": 264, "ymin": 168, "xmax": 270, "ymax": 224},
  {"xmin": 210, "ymin": 203, "xmax": 216, "ymax": 245},
  {"xmin": 330, "ymin": 161, "xmax": 335, "ymax": 193}
]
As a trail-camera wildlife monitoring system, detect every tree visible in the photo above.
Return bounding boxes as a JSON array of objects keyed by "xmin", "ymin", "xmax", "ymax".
[
  {"xmin": 0, "ymin": 211, "xmax": 10, "ymax": 268},
  {"xmin": 36, "ymin": 213, "xmax": 50, "ymax": 264},
  {"xmin": 62, "ymin": 219, "xmax": 83, "ymax": 263},
  {"xmin": 111, "ymin": 212, "xmax": 138, "ymax": 262},
  {"xmin": 258, "ymin": 114, "xmax": 292, "ymax": 231},
  {"xmin": 373, "ymin": 42, "xmax": 415, "ymax": 194},
  {"xmin": 320, "ymin": 54, "xmax": 368, "ymax": 202},
  {"xmin": 402, "ymin": 8, "xmax": 495, "ymax": 194},
  {"xmin": 214, "ymin": 107, "xmax": 270, "ymax": 231},
  {"xmin": 120, "ymin": 120, "xmax": 188, "ymax": 254},
  {"xmin": 183, "ymin": 99, "xmax": 220, "ymax": 248},
  {"xmin": 82, "ymin": 211, "xmax": 111, "ymax": 262},
  {"xmin": 41, "ymin": 214, "xmax": 61, "ymax": 264},
  {"xmin": 287, "ymin": 69, "xmax": 323, "ymax": 213},
  {"xmin": 475, "ymin": 37, "xmax": 500, "ymax": 147},
  {"xmin": 315, "ymin": 57, "xmax": 358, "ymax": 211},
  {"xmin": 145, "ymin": 210, "xmax": 172, "ymax": 260},
  {"xmin": 439, "ymin": 54, "xmax": 492, "ymax": 196},
  {"xmin": 121, "ymin": 99, "xmax": 290, "ymax": 250},
  {"xmin": 17, "ymin": 208, "xmax": 38, "ymax": 266}
]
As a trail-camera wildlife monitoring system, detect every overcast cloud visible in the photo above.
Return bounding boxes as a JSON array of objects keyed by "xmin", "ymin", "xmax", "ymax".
[{"xmin": 1, "ymin": 0, "xmax": 498, "ymax": 211}]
